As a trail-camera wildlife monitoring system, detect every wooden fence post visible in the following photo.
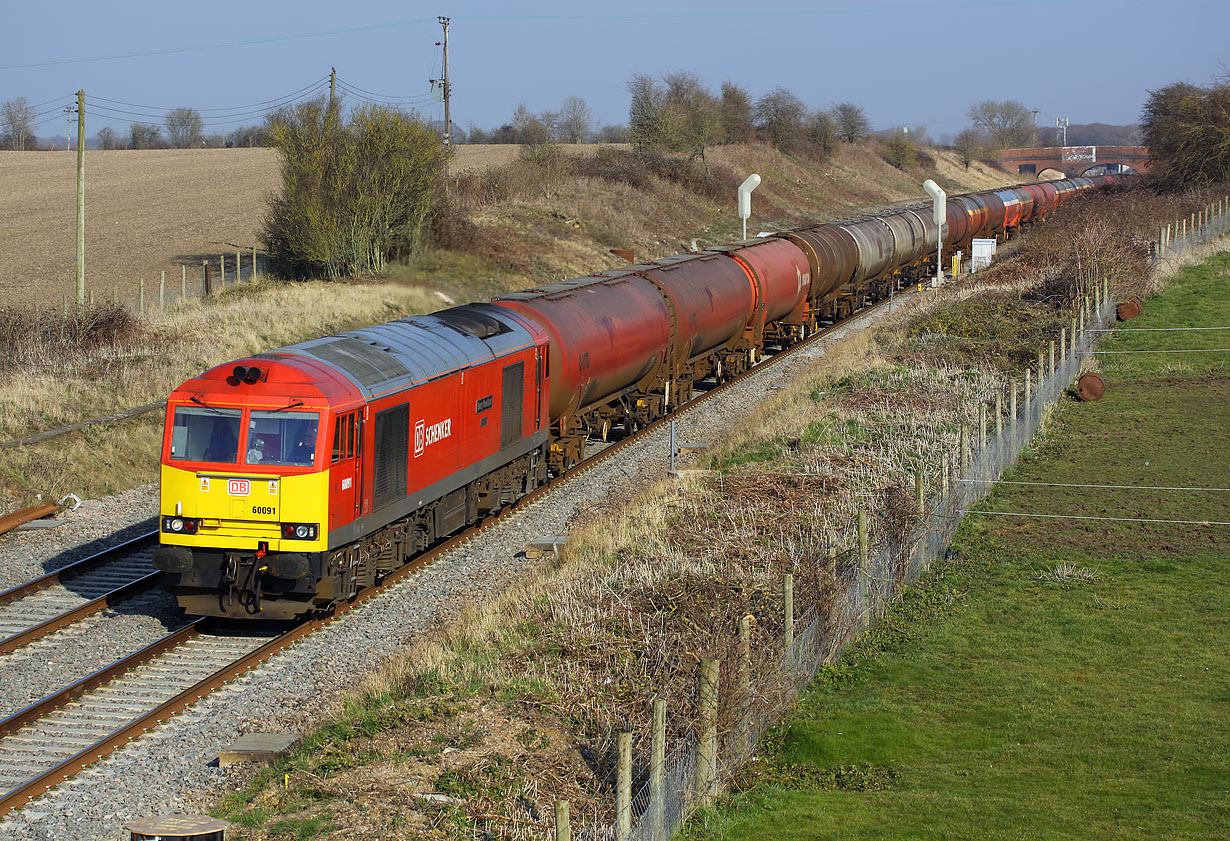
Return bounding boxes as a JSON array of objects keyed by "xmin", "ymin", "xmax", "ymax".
[
  {"xmin": 941, "ymin": 454, "xmax": 949, "ymax": 497},
  {"xmin": 1059, "ymin": 328, "xmax": 1066, "ymax": 367},
  {"xmin": 220, "ymin": 254, "xmax": 226, "ymax": 289},
  {"xmin": 959, "ymin": 424, "xmax": 968, "ymax": 472},
  {"xmin": 554, "ymin": 800, "xmax": 570, "ymax": 841},
  {"xmin": 138, "ymin": 278, "xmax": 145, "ymax": 316},
  {"xmin": 616, "ymin": 731, "xmax": 631, "ymax": 841},
  {"xmin": 651, "ymin": 698, "xmax": 665, "ymax": 841},
  {"xmin": 1024, "ymin": 369, "xmax": 1032, "ymax": 424},
  {"xmin": 1049, "ymin": 340, "xmax": 1056, "ymax": 381},
  {"xmin": 696, "ymin": 658, "xmax": 720, "ymax": 806},
  {"xmin": 737, "ymin": 617, "xmax": 751, "ymax": 760},
  {"xmin": 159, "ymin": 270, "xmax": 166, "ymax": 311},
  {"xmin": 1037, "ymin": 350, "xmax": 1045, "ymax": 390},
  {"xmin": 181, "ymin": 265, "xmax": 187, "ymax": 302},
  {"xmin": 858, "ymin": 510, "xmax": 869, "ymax": 623},
  {"xmin": 915, "ymin": 471, "xmax": 924, "ymax": 516},
  {"xmin": 783, "ymin": 573, "xmax": 794, "ymax": 659},
  {"xmin": 252, "ymin": 245, "xmax": 259, "ymax": 282},
  {"xmin": 995, "ymin": 392, "xmax": 1003, "ymax": 439},
  {"xmin": 979, "ymin": 403, "xmax": 987, "ymax": 450},
  {"xmin": 203, "ymin": 259, "xmax": 210, "ymax": 296},
  {"xmin": 236, "ymin": 250, "xmax": 242, "ymax": 283},
  {"xmin": 1009, "ymin": 383, "xmax": 1017, "ymax": 429}
]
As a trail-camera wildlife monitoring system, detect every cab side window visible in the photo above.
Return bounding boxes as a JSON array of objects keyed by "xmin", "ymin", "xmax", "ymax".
[{"xmin": 333, "ymin": 413, "xmax": 359, "ymax": 463}]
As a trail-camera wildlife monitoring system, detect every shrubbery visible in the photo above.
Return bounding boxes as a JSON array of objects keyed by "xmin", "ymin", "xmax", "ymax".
[
  {"xmin": 1141, "ymin": 79, "xmax": 1230, "ymax": 189},
  {"xmin": 262, "ymin": 98, "xmax": 447, "ymax": 279}
]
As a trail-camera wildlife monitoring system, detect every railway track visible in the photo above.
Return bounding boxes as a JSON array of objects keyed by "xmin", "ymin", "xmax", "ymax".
[
  {"xmin": 0, "ymin": 285, "xmax": 907, "ymax": 820},
  {"xmin": 0, "ymin": 532, "xmax": 159, "ymax": 654}
]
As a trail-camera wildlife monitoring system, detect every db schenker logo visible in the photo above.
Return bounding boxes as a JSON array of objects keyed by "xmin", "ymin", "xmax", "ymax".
[{"xmin": 414, "ymin": 418, "xmax": 452, "ymax": 457}]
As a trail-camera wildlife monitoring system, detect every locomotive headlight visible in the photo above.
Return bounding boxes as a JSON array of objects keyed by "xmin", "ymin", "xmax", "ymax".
[
  {"xmin": 162, "ymin": 516, "xmax": 199, "ymax": 535},
  {"xmin": 281, "ymin": 523, "xmax": 318, "ymax": 540}
]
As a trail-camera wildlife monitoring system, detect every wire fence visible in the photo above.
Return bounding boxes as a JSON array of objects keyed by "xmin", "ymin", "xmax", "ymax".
[{"xmin": 558, "ymin": 261, "xmax": 1201, "ymax": 839}]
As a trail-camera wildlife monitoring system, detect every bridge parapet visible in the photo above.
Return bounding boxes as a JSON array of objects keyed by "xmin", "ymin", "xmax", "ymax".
[{"xmin": 1000, "ymin": 145, "xmax": 1151, "ymax": 176}]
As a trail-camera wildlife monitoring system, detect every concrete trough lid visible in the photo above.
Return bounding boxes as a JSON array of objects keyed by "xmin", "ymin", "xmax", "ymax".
[
  {"xmin": 125, "ymin": 814, "xmax": 229, "ymax": 840},
  {"xmin": 677, "ymin": 442, "xmax": 709, "ymax": 455},
  {"xmin": 219, "ymin": 732, "xmax": 301, "ymax": 769},
  {"xmin": 524, "ymin": 535, "xmax": 568, "ymax": 559}
]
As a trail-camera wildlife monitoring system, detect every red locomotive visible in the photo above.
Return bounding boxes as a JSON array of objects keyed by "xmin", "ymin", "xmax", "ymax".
[{"xmin": 154, "ymin": 175, "xmax": 1117, "ymax": 618}]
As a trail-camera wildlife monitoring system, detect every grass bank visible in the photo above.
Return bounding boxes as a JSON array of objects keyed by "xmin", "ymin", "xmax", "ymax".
[{"xmin": 680, "ymin": 252, "xmax": 1230, "ymax": 840}]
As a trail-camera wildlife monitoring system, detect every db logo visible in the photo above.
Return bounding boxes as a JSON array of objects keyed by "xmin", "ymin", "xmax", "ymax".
[
  {"xmin": 414, "ymin": 420, "xmax": 426, "ymax": 457},
  {"xmin": 227, "ymin": 479, "xmax": 250, "ymax": 496}
]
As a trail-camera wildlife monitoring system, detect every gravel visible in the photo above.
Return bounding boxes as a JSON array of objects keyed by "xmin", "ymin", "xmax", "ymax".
[{"xmin": 0, "ymin": 302, "xmax": 896, "ymax": 841}]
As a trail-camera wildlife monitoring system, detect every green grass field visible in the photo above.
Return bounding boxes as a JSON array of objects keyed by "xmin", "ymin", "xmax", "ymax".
[{"xmin": 683, "ymin": 253, "xmax": 1230, "ymax": 840}]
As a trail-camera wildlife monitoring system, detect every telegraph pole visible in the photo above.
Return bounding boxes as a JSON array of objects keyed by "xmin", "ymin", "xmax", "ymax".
[
  {"xmin": 438, "ymin": 16, "xmax": 451, "ymax": 146},
  {"xmin": 329, "ymin": 67, "xmax": 337, "ymax": 114},
  {"xmin": 1031, "ymin": 109, "xmax": 1039, "ymax": 147},
  {"xmin": 75, "ymin": 90, "xmax": 86, "ymax": 306}
]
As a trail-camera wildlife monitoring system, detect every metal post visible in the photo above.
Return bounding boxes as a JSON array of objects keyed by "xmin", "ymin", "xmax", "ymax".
[{"xmin": 670, "ymin": 421, "xmax": 676, "ymax": 473}]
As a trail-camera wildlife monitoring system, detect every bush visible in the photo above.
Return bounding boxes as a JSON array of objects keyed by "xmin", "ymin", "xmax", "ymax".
[
  {"xmin": 0, "ymin": 303, "xmax": 144, "ymax": 377},
  {"xmin": 262, "ymin": 98, "xmax": 447, "ymax": 278},
  {"xmin": 1141, "ymin": 80, "xmax": 1230, "ymax": 188}
]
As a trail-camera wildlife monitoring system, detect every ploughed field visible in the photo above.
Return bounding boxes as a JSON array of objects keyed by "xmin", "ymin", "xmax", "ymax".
[{"xmin": 0, "ymin": 145, "xmax": 619, "ymax": 310}]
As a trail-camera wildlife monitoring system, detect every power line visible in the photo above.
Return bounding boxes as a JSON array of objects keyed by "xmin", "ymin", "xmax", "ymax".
[{"xmin": 89, "ymin": 77, "xmax": 331, "ymax": 114}]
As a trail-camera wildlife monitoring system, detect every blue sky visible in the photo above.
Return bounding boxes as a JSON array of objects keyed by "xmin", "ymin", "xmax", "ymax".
[{"xmin": 3, "ymin": 0, "xmax": 1225, "ymax": 143}]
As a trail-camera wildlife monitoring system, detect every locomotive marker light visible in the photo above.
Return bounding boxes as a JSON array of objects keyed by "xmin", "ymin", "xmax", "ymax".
[
  {"xmin": 738, "ymin": 174, "xmax": 761, "ymax": 241},
  {"xmin": 923, "ymin": 179, "xmax": 946, "ymax": 287}
]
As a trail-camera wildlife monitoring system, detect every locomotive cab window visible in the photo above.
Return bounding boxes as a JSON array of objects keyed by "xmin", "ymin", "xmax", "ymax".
[
  {"xmin": 246, "ymin": 410, "xmax": 319, "ymax": 466},
  {"xmin": 170, "ymin": 406, "xmax": 241, "ymax": 463},
  {"xmin": 332, "ymin": 412, "xmax": 358, "ymax": 463}
]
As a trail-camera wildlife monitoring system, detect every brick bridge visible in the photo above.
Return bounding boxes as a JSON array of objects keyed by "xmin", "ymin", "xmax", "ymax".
[{"xmin": 999, "ymin": 146, "xmax": 1151, "ymax": 176}]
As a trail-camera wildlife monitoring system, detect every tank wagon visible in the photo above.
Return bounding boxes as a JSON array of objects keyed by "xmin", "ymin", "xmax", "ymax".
[{"xmin": 154, "ymin": 175, "xmax": 1118, "ymax": 618}]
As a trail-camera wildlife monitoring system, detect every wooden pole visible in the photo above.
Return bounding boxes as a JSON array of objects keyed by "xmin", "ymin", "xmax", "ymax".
[
  {"xmin": 616, "ymin": 731, "xmax": 632, "ymax": 841},
  {"xmin": 783, "ymin": 573, "xmax": 794, "ymax": 659},
  {"xmin": 959, "ymin": 424, "xmax": 968, "ymax": 472},
  {"xmin": 651, "ymin": 698, "xmax": 665, "ymax": 841},
  {"xmin": 1010, "ymin": 383, "xmax": 1017, "ymax": 428},
  {"xmin": 1024, "ymin": 369, "xmax": 1032, "ymax": 423},
  {"xmin": 236, "ymin": 250, "xmax": 242, "ymax": 283},
  {"xmin": 160, "ymin": 270, "xmax": 166, "ymax": 310},
  {"xmin": 941, "ymin": 454, "xmax": 949, "ymax": 497},
  {"xmin": 858, "ymin": 510, "xmax": 869, "ymax": 623},
  {"xmin": 979, "ymin": 403, "xmax": 987, "ymax": 449},
  {"xmin": 203, "ymin": 260, "xmax": 210, "ymax": 296},
  {"xmin": 181, "ymin": 265, "xmax": 187, "ymax": 302},
  {"xmin": 696, "ymin": 658, "xmax": 720, "ymax": 806},
  {"xmin": 252, "ymin": 245, "xmax": 258, "ymax": 282},
  {"xmin": 737, "ymin": 617, "xmax": 751, "ymax": 760},
  {"xmin": 220, "ymin": 254, "xmax": 226, "ymax": 289},
  {"xmin": 1049, "ymin": 340, "xmax": 1056, "ymax": 381},
  {"xmin": 554, "ymin": 800, "xmax": 570, "ymax": 841},
  {"xmin": 995, "ymin": 392, "xmax": 1003, "ymax": 439},
  {"xmin": 915, "ymin": 470, "xmax": 924, "ymax": 516},
  {"xmin": 139, "ymin": 278, "xmax": 145, "ymax": 316},
  {"xmin": 75, "ymin": 90, "xmax": 86, "ymax": 306}
]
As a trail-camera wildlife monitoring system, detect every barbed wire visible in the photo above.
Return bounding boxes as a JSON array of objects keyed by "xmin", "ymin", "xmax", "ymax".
[
  {"xmin": 957, "ymin": 478, "xmax": 1230, "ymax": 492},
  {"xmin": 961, "ymin": 510, "xmax": 1230, "ymax": 526}
]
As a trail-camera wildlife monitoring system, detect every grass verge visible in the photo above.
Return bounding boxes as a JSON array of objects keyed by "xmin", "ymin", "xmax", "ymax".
[{"xmin": 679, "ymin": 251, "xmax": 1230, "ymax": 841}]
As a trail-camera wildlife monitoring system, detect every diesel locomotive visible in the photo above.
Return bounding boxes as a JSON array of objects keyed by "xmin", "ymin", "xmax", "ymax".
[{"xmin": 153, "ymin": 174, "xmax": 1118, "ymax": 618}]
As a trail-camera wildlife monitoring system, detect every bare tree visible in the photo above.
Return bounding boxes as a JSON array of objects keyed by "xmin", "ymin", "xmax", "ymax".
[
  {"xmin": 968, "ymin": 100, "xmax": 1033, "ymax": 149},
  {"xmin": 627, "ymin": 73, "xmax": 667, "ymax": 148},
  {"xmin": 806, "ymin": 109, "xmax": 839, "ymax": 159},
  {"xmin": 165, "ymin": 107, "xmax": 204, "ymax": 148},
  {"xmin": 661, "ymin": 72, "xmax": 723, "ymax": 166},
  {"xmin": 130, "ymin": 123, "xmax": 164, "ymax": 149},
  {"xmin": 593, "ymin": 124, "xmax": 629, "ymax": 143},
  {"xmin": 1141, "ymin": 79, "xmax": 1230, "ymax": 187},
  {"xmin": 559, "ymin": 96, "xmax": 593, "ymax": 143},
  {"xmin": 754, "ymin": 87, "xmax": 806, "ymax": 150},
  {"xmin": 720, "ymin": 81, "xmax": 755, "ymax": 143},
  {"xmin": 833, "ymin": 102, "xmax": 870, "ymax": 144},
  {"xmin": 1, "ymin": 97, "xmax": 35, "ymax": 151},
  {"xmin": 952, "ymin": 128, "xmax": 985, "ymax": 169},
  {"xmin": 96, "ymin": 126, "xmax": 124, "ymax": 150}
]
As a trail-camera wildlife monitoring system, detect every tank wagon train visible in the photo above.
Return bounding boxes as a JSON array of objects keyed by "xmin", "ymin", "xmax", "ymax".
[{"xmin": 154, "ymin": 174, "xmax": 1119, "ymax": 618}]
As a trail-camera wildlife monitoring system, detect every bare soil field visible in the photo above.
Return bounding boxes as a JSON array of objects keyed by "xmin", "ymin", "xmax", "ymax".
[{"xmin": 0, "ymin": 145, "xmax": 629, "ymax": 309}]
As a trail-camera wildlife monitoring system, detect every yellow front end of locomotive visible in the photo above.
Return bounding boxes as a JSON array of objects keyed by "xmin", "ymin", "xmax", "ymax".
[{"xmin": 159, "ymin": 464, "xmax": 330, "ymax": 552}]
